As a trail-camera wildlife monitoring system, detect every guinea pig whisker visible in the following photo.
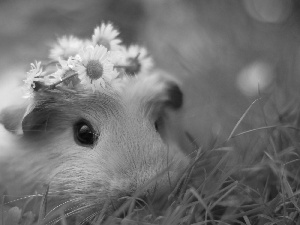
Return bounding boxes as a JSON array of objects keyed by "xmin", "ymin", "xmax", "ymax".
[
  {"xmin": 80, "ymin": 211, "xmax": 100, "ymax": 225},
  {"xmin": 2, "ymin": 194, "xmax": 43, "ymax": 205},
  {"xmin": 46, "ymin": 203, "xmax": 97, "ymax": 225},
  {"xmin": 45, "ymin": 198, "xmax": 82, "ymax": 218},
  {"xmin": 97, "ymin": 198, "xmax": 111, "ymax": 219},
  {"xmin": 185, "ymin": 131, "xmax": 200, "ymax": 150}
]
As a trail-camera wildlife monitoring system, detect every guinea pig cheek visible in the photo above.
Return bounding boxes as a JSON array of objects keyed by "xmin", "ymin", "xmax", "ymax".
[{"xmin": 97, "ymin": 141, "xmax": 189, "ymax": 199}]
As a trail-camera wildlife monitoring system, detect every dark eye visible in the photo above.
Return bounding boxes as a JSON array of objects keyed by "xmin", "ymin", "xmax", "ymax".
[{"xmin": 74, "ymin": 120, "xmax": 98, "ymax": 147}]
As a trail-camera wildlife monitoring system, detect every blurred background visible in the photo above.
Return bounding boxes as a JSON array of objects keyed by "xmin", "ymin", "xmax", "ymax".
[{"xmin": 1, "ymin": 0, "xmax": 300, "ymax": 148}]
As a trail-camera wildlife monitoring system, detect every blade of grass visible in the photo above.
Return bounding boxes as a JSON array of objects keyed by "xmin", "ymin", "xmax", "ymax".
[
  {"xmin": 38, "ymin": 185, "xmax": 49, "ymax": 225},
  {"xmin": 243, "ymin": 215, "xmax": 252, "ymax": 225},
  {"xmin": 227, "ymin": 98, "xmax": 261, "ymax": 141},
  {"xmin": 231, "ymin": 125, "xmax": 279, "ymax": 139},
  {"xmin": 189, "ymin": 187, "xmax": 215, "ymax": 225},
  {"xmin": 233, "ymin": 125, "xmax": 300, "ymax": 139},
  {"xmin": 191, "ymin": 220, "xmax": 232, "ymax": 225},
  {"xmin": 209, "ymin": 181, "xmax": 238, "ymax": 209},
  {"xmin": 281, "ymin": 166, "xmax": 300, "ymax": 212}
]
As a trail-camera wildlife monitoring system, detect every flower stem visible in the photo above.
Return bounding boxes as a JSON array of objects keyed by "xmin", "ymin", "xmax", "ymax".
[{"xmin": 47, "ymin": 72, "xmax": 78, "ymax": 90}]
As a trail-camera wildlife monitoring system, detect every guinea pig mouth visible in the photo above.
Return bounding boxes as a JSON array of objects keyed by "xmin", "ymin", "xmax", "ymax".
[{"xmin": 113, "ymin": 174, "xmax": 183, "ymax": 216}]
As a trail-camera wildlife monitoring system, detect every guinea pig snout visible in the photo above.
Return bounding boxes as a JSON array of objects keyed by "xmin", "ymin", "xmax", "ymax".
[{"xmin": 104, "ymin": 141, "xmax": 188, "ymax": 201}]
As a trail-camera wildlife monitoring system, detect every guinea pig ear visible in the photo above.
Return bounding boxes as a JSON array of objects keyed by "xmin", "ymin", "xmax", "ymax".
[
  {"xmin": 21, "ymin": 95, "xmax": 62, "ymax": 137},
  {"xmin": 128, "ymin": 71, "xmax": 184, "ymax": 112},
  {"xmin": 0, "ymin": 103, "xmax": 28, "ymax": 134},
  {"xmin": 144, "ymin": 72, "xmax": 184, "ymax": 112},
  {"xmin": 163, "ymin": 81, "xmax": 183, "ymax": 110}
]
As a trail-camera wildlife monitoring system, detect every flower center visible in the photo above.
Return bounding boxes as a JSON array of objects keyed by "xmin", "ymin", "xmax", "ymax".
[
  {"xmin": 86, "ymin": 60, "xmax": 103, "ymax": 80},
  {"xmin": 125, "ymin": 57, "xmax": 141, "ymax": 75}
]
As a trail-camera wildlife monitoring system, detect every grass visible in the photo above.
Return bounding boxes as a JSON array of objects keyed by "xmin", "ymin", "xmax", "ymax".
[{"xmin": 1, "ymin": 90, "xmax": 300, "ymax": 225}]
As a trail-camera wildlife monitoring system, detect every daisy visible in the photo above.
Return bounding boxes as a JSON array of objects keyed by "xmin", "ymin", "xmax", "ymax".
[
  {"xmin": 54, "ymin": 57, "xmax": 80, "ymax": 87},
  {"xmin": 49, "ymin": 36, "xmax": 84, "ymax": 61},
  {"xmin": 120, "ymin": 45, "xmax": 154, "ymax": 76},
  {"xmin": 73, "ymin": 45, "xmax": 118, "ymax": 91},
  {"xmin": 23, "ymin": 61, "xmax": 44, "ymax": 98},
  {"xmin": 92, "ymin": 23, "xmax": 122, "ymax": 51}
]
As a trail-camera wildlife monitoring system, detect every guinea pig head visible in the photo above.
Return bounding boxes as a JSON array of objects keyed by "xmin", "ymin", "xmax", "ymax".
[{"xmin": 12, "ymin": 74, "xmax": 190, "ymax": 216}]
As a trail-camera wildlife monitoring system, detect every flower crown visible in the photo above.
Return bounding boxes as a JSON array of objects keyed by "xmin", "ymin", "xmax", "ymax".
[{"xmin": 23, "ymin": 22, "xmax": 154, "ymax": 98}]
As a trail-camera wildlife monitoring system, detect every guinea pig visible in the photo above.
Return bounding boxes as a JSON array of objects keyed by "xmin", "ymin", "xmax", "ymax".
[{"xmin": 0, "ymin": 72, "xmax": 191, "ymax": 223}]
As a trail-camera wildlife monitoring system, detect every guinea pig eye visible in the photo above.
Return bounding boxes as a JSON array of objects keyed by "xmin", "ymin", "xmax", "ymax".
[{"xmin": 74, "ymin": 121, "xmax": 98, "ymax": 147}]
